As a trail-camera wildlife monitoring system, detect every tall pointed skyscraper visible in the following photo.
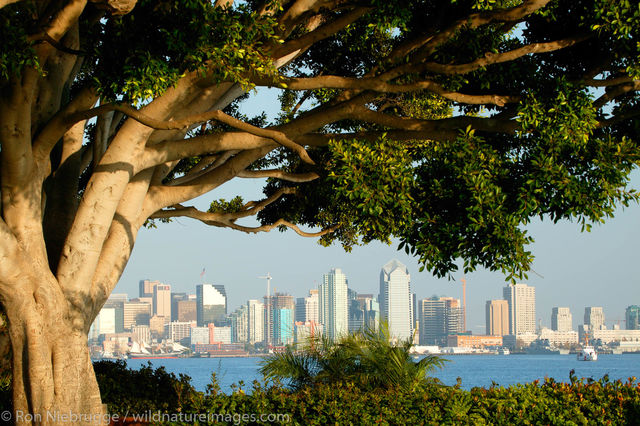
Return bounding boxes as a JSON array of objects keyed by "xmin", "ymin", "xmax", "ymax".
[
  {"xmin": 379, "ymin": 259, "xmax": 412, "ymax": 340},
  {"xmin": 319, "ymin": 268, "xmax": 348, "ymax": 339}
]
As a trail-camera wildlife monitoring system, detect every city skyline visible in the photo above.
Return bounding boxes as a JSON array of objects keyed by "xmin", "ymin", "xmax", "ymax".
[{"xmin": 115, "ymin": 168, "xmax": 640, "ymax": 333}]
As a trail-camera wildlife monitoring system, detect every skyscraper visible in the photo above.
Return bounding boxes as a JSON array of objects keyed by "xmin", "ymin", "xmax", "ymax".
[
  {"xmin": 153, "ymin": 283, "xmax": 171, "ymax": 321},
  {"xmin": 295, "ymin": 289, "xmax": 319, "ymax": 323},
  {"xmin": 485, "ymin": 299, "xmax": 509, "ymax": 336},
  {"xmin": 419, "ymin": 296, "xmax": 463, "ymax": 345},
  {"xmin": 584, "ymin": 307, "xmax": 605, "ymax": 330},
  {"xmin": 247, "ymin": 299, "xmax": 264, "ymax": 344},
  {"xmin": 503, "ymin": 284, "xmax": 536, "ymax": 335},
  {"xmin": 196, "ymin": 284, "xmax": 227, "ymax": 326},
  {"xmin": 139, "ymin": 279, "xmax": 159, "ymax": 298},
  {"xmin": 379, "ymin": 259, "xmax": 412, "ymax": 340},
  {"xmin": 229, "ymin": 305, "xmax": 248, "ymax": 343},
  {"xmin": 551, "ymin": 307, "xmax": 573, "ymax": 331},
  {"xmin": 266, "ymin": 292, "xmax": 295, "ymax": 345},
  {"xmin": 319, "ymin": 268, "xmax": 348, "ymax": 339},
  {"xmin": 626, "ymin": 305, "xmax": 640, "ymax": 330}
]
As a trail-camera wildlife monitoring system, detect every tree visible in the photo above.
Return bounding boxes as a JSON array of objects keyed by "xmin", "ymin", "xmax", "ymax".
[
  {"xmin": 0, "ymin": 0, "xmax": 639, "ymax": 422},
  {"xmin": 260, "ymin": 325, "xmax": 446, "ymax": 392}
]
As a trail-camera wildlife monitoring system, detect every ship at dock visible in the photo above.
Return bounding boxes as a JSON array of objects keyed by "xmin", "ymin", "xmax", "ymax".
[{"xmin": 128, "ymin": 340, "xmax": 189, "ymax": 359}]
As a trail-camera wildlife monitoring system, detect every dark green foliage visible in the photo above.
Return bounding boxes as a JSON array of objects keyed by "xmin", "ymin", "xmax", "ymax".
[
  {"xmin": 93, "ymin": 360, "xmax": 201, "ymax": 414},
  {"xmin": 93, "ymin": 360, "xmax": 640, "ymax": 425}
]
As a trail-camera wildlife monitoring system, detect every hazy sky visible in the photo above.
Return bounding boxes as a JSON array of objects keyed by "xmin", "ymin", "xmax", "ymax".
[{"xmin": 116, "ymin": 89, "xmax": 640, "ymax": 333}]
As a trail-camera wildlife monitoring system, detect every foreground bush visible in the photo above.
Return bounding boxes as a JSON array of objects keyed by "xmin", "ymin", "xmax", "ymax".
[
  {"xmin": 95, "ymin": 363, "xmax": 640, "ymax": 425},
  {"xmin": 260, "ymin": 326, "xmax": 446, "ymax": 391}
]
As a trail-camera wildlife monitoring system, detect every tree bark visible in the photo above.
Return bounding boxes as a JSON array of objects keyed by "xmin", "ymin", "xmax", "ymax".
[{"xmin": 3, "ymin": 280, "xmax": 105, "ymax": 425}]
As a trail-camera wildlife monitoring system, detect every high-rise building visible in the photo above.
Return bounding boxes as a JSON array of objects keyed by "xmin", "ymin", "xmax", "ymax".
[
  {"xmin": 379, "ymin": 259, "xmax": 412, "ymax": 340},
  {"xmin": 265, "ymin": 292, "xmax": 295, "ymax": 345},
  {"xmin": 626, "ymin": 305, "xmax": 640, "ymax": 330},
  {"xmin": 295, "ymin": 289, "xmax": 319, "ymax": 323},
  {"xmin": 153, "ymin": 283, "xmax": 171, "ymax": 322},
  {"xmin": 196, "ymin": 284, "xmax": 227, "ymax": 326},
  {"xmin": 89, "ymin": 307, "xmax": 116, "ymax": 340},
  {"xmin": 170, "ymin": 292, "xmax": 187, "ymax": 322},
  {"xmin": 139, "ymin": 279, "xmax": 160, "ymax": 298},
  {"xmin": 419, "ymin": 296, "xmax": 463, "ymax": 345},
  {"xmin": 123, "ymin": 301, "xmax": 151, "ymax": 330},
  {"xmin": 104, "ymin": 294, "xmax": 126, "ymax": 333},
  {"xmin": 503, "ymin": 284, "xmax": 536, "ymax": 335},
  {"xmin": 229, "ymin": 305, "xmax": 248, "ymax": 343},
  {"xmin": 166, "ymin": 321, "xmax": 194, "ymax": 346},
  {"xmin": 551, "ymin": 307, "xmax": 573, "ymax": 332},
  {"xmin": 247, "ymin": 299, "xmax": 264, "ymax": 344},
  {"xmin": 319, "ymin": 268, "xmax": 349, "ymax": 339},
  {"xmin": 364, "ymin": 298, "xmax": 380, "ymax": 332},
  {"xmin": 176, "ymin": 300, "xmax": 197, "ymax": 322},
  {"xmin": 485, "ymin": 299, "xmax": 509, "ymax": 336},
  {"xmin": 274, "ymin": 308, "xmax": 294, "ymax": 345},
  {"xmin": 584, "ymin": 307, "xmax": 605, "ymax": 330}
]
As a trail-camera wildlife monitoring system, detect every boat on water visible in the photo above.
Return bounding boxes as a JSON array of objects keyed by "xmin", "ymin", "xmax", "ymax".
[
  {"xmin": 497, "ymin": 347, "xmax": 510, "ymax": 355},
  {"xmin": 577, "ymin": 331, "xmax": 598, "ymax": 361},
  {"xmin": 128, "ymin": 340, "xmax": 188, "ymax": 359},
  {"xmin": 577, "ymin": 345, "xmax": 598, "ymax": 361}
]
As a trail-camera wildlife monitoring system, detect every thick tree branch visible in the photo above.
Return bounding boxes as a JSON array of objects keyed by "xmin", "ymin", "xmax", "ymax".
[
  {"xmin": 418, "ymin": 35, "xmax": 590, "ymax": 76},
  {"xmin": 238, "ymin": 169, "xmax": 320, "ymax": 182},
  {"xmin": 70, "ymin": 104, "xmax": 315, "ymax": 164},
  {"xmin": 274, "ymin": 7, "xmax": 371, "ymax": 58},
  {"xmin": 593, "ymin": 80, "xmax": 640, "ymax": 108},
  {"xmin": 142, "ymin": 147, "xmax": 273, "ymax": 217},
  {"xmin": 421, "ymin": 0, "xmax": 552, "ymax": 57},
  {"xmin": 274, "ymin": 75, "xmax": 520, "ymax": 106},
  {"xmin": 346, "ymin": 105, "xmax": 519, "ymax": 136}
]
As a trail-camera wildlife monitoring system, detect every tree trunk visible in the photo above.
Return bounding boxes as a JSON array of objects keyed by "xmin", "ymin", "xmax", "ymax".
[{"xmin": 3, "ymin": 285, "xmax": 105, "ymax": 425}]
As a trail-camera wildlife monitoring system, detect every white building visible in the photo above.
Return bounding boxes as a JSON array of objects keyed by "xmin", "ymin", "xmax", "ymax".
[
  {"xmin": 212, "ymin": 326, "xmax": 232, "ymax": 344},
  {"xmin": 379, "ymin": 259, "xmax": 412, "ymax": 340},
  {"xmin": 579, "ymin": 324, "xmax": 640, "ymax": 344},
  {"xmin": 551, "ymin": 307, "xmax": 573, "ymax": 332},
  {"xmin": 503, "ymin": 284, "xmax": 536, "ymax": 335},
  {"xmin": 319, "ymin": 268, "xmax": 349, "ymax": 339},
  {"xmin": 190, "ymin": 326, "xmax": 209, "ymax": 345},
  {"xmin": 539, "ymin": 327, "xmax": 578, "ymax": 346},
  {"xmin": 247, "ymin": 299, "xmax": 264, "ymax": 344},
  {"xmin": 166, "ymin": 321, "xmax": 195, "ymax": 345},
  {"xmin": 89, "ymin": 307, "xmax": 116, "ymax": 340}
]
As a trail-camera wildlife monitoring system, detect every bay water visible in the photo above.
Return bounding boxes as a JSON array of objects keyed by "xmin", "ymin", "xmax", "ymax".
[{"xmin": 125, "ymin": 353, "xmax": 640, "ymax": 393}]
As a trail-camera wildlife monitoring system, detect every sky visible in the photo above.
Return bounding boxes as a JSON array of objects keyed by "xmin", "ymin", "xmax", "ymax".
[{"xmin": 115, "ymin": 89, "xmax": 640, "ymax": 334}]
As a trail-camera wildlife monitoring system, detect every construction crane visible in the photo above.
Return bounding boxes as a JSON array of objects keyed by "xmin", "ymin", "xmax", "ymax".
[
  {"xmin": 258, "ymin": 273, "xmax": 272, "ymax": 347},
  {"xmin": 460, "ymin": 276, "xmax": 467, "ymax": 333}
]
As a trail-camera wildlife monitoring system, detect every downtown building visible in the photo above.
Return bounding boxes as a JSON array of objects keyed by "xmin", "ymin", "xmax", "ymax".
[
  {"xmin": 295, "ymin": 289, "xmax": 319, "ymax": 324},
  {"xmin": 503, "ymin": 284, "xmax": 536, "ymax": 335},
  {"xmin": 247, "ymin": 299, "xmax": 264, "ymax": 344},
  {"xmin": 627, "ymin": 305, "xmax": 640, "ymax": 330},
  {"xmin": 319, "ymin": 268, "xmax": 349, "ymax": 340},
  {"xmin": 552, "ymin": 307, "xmax": 573, "ymax": 331},
  {"xmin": 418, "ymin": 296, "xmax": 463, "ymax": 346},
  {"xmin": 153, "ymin": 283, "xmax": 171, "ymax": 324},
  {"xmin": 265, "ymin": 292, "xmax": 295, "ymax": 346},
  {"xmin": 196, "ymin": 283, "xmax": 227, "ymax": 326},
  {"xmin": 379, "ymin": 259, "xmax": 413, "ymax": 340},
  {"xmin": 485, "ymin": 299, "xmax": 509, "ymax": 336},
  {"xmin": 584, "ymin": 306, "xmax": 605, "ymax": 331}
]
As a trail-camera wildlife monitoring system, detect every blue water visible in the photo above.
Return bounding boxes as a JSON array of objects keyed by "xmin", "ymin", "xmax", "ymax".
[{"xmin": 125, "ymin": 353, "xmax": 640, "ymax": 393}]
